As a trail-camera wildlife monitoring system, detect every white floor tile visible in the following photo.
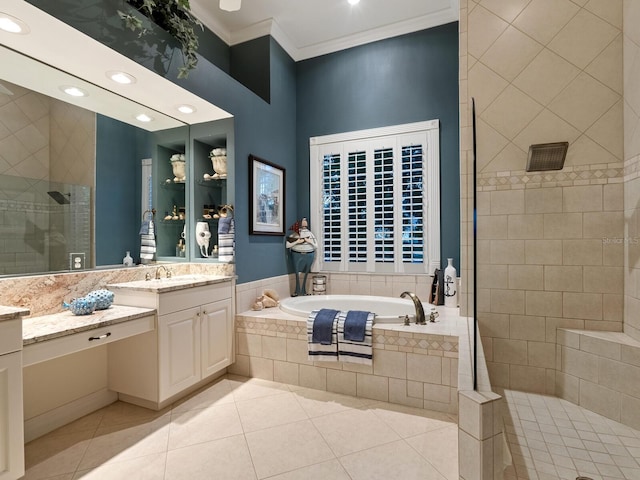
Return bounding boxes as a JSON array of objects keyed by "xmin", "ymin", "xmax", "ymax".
[
  {"xmin": 78, "ymin": 414, "xmax": 170, "ymax": 470},
  {"xmin": 405, "ymin": 424, "xmax": 459, "ymax": 479},
  {"xmin": 24, "ymin": 430, "xmax": 93, "ymax": 480},
  {"xmin": 264, "ymin": 459, "xmax": 351, "ymax": 480},
  {"xmin": 165, "ymin": 435, "xmax": 256, "ymax": 480},
  {"xmin": 312, "ymin": 408, "xmax": 400, "ymax": 456},
  {"xmin": 72, "ymin": 452, "xmax": 167, "ymax": 480},
  {"xmin": 168, "ymin": 402, "xmax": 243, "ymax": 450},
  {"xmin": 339, "ymin": 439, "xmax": 446, "ymax": 480},
  {"xmin": 236, "ymin": 392, "xmax": 309, "ymax": 432},
  {"xmin": 245, "ymin": 419, "xmax": 334, "ymax": 479}
]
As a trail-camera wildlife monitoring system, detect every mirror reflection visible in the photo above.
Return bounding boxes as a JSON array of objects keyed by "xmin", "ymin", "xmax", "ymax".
[{"xmin": 0, "ymin": 47, "xmax": 189, "ymax": 276}]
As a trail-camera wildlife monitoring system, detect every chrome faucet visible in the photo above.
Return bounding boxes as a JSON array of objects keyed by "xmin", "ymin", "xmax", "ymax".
[
  {"xmin": 400, "ymin": 291, "xmax": 426, "ymax": 325},
  {"xmin": 155, "ymin": 265, "xmax": 172, "ymax": 280}
]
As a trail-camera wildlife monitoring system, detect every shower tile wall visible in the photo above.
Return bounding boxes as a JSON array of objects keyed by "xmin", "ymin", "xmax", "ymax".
[
  {"xmin": 623, "ymin": 1, "xmax": 640, "ymax": 342},
  {"xmin": 462, "ymin": 0, "xmax": 625, "ymax": 393},
  {"xmin": 0, "ymin": 81, "xmax": 95, "ymax": 273},
  {"xmin": 0, "ymin": 80, "xmax": 50, "ymax": 179}
]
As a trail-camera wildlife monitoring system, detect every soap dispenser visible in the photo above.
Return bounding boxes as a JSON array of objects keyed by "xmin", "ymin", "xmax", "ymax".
[{"xmin": 123, "ymin": 251, "xmax": 133, "ymax": 266}]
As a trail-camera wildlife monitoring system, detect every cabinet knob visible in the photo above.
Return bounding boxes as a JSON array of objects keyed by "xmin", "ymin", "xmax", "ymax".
[{"xmin": 202, "ymin": 310, "xmax": 207, "ymax": 315}]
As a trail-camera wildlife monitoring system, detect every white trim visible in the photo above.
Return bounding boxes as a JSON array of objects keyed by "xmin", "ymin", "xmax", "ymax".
[
  {"xmin": 310, "ymin": 121, "xmax": 440, "ymax": 275},
  {"xmin": 310, "ymin": 120, "xmax": 439, "ymax": 146},
  {"xmin": 292, "ymin": 7, "xmax": 459, "ymax": 61},
  {"xmin": 192, "ymin": 2, "xmax": 459, "ymax": 62},
  {"xmin": 24, "ymin": 388, "xmax": 117, "ymax": 442}
]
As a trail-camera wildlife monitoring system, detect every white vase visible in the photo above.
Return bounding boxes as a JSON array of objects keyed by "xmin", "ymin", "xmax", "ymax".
[{"xmin": 444, "ymin": 258, "xmax": 457, "ymax": 308}]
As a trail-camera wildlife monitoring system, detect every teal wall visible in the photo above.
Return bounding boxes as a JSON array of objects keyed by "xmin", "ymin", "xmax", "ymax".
[
  {"xmin": 32, "ymin": 0, "xmax": 459, "ymax": 282},
  {"xmin": 95, "ymin": 115, "xmax": 152, "ymax": 265},
  {"xmin": 296, "ymin": 23, "xmax": 460, "ymax": 270}
]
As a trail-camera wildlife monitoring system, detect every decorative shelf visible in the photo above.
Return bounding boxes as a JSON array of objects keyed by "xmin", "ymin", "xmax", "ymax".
[{"xmin": 160, "ymin": 180, "xmax": 186, "ymax": 191}]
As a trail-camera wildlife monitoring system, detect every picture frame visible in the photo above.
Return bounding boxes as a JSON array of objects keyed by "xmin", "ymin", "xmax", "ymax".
[{"xmin": 249, "ymin": 154, "xmax": 285, "ymax": 235}]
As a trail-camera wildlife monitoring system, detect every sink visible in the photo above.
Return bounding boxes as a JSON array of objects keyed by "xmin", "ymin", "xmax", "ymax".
[{"xmin": 108, "ymin": 274, "xmax": 232, "ymax": 293}]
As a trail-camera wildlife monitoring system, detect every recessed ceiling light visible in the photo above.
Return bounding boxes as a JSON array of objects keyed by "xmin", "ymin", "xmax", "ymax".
[
  {"xmin": 60, "ymin": 85, "xmax": 88, "ymax": 98},
  {"xmin": 136, "ymin": 113, "xmax": 153, "ymax": 122},
  {"xmin": 220, "ymin": 0, "xmax": 241, "ymax": 12},
  {"xmin": 107, "ymin": 71, "xmax": 136, "ymax": 85},
  {"xmin": 0, "ymin": 13, "xmax": 29, "ymax": 34},
  {"xmin": 177, "ymin": 104, "xmax": 196, "ymax": 114},
  {"xmin": 348, "ymin": 0, "xmax": 360, "ymax": 5}
]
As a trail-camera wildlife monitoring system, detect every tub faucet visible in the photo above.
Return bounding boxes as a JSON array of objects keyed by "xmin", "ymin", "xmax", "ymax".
[
  {"xmin": 155, "ymin": 265, "xmax": 172, "ymax": 280},
  {"xmin": 400, "ymin": 291, "xmax": 426, "ymax": 325}
]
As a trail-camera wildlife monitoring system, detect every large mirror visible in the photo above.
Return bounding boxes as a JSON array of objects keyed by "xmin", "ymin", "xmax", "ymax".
[
  {"xmin": 0, "ymin": 45, "xmax": 229, "ymax": 276},
  {"xmin": 0, "ymin": 45, "xmax": 182, "ymax": 275}
]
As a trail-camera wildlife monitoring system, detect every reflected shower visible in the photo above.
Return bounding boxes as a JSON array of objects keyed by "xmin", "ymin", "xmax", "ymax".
[{"xmin": 47, "ymin": 191, "xmax": 71, "ymax": 204}]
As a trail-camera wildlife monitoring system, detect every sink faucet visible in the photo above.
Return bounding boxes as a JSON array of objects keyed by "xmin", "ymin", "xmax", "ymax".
[
  {"xmin": 400, "ymin": 291, "xmax": 426, "ymax": 325},
  {"xmin": 155, "ymin": 265, "xmax": 172, "ymax": 280}
]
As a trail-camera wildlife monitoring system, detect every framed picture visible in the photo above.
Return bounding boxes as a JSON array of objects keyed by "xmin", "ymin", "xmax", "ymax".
[{"xmin": 249, "ymin": 155, "xmax": 285, "ymax": 235}]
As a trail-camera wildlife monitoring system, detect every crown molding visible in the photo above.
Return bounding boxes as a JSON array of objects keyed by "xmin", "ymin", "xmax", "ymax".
[
  {"xmin": 293, "ymin": 4, "xmax": 459, "ymax": 61},
  {"xmin": 193, "ymin": 1, "xmax": 459, "ymax": 62}
]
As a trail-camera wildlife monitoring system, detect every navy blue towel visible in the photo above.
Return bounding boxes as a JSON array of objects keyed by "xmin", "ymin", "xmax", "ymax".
[
  {"xmin": 312, "ymin": 308, "xmax": 339, "ymax": 345},
  {"xmin": 344, "ymin": 310, "xmax": 370, "ymax": 342},
  {"xmin": 139, "ymin": 220, "xmax": 150, "ymax": 235}
]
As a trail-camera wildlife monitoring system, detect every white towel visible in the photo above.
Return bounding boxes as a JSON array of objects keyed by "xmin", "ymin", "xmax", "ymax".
[
  {"xmin": 307, "ymin": 310, "xmax": 339, "ymax": 361},
  {"xmin": 140, "ymin": 220, "xmax": 156, "ymax": 264},
  {"xmin": 337, "ymin": 311, "xmax": 374, "ymax": 365}
]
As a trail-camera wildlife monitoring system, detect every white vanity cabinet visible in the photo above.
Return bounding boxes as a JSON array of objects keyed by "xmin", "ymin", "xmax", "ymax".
[
  {"xmin": 0, "ymin": 314, "xmax": 26, "ymax": 480},
  {"xmin": 108, "ymin": 278, "xmax": 234, "ymax": 409},
  {"xmin": 158, "ymin": 297, "xmax": 233, "ymax": 400}
]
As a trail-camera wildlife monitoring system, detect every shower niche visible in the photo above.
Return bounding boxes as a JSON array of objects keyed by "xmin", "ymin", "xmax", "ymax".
[{"xmin": 153, "ymin": 118, "xmax": 234, "ymax": 264}]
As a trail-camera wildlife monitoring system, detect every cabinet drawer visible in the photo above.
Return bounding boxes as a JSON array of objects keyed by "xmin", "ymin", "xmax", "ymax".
[
  {"xmin": 158, "ymin": 283, "xmax": 231, "ymax": 315},
  {"xmin": 23, "ymin": 315, "xmax": 155, "ymax": 367}
]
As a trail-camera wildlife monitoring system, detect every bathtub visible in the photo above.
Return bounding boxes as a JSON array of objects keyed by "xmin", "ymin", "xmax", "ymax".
[{"xmin": 279, "ymin": 294, "xmax": 417, "ymax": 323}]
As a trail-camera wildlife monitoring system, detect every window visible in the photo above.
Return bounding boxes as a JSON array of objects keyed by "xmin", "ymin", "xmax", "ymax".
[{"xmin": 310, "ymin": 121, "xmax": 440, "ymax": 274}]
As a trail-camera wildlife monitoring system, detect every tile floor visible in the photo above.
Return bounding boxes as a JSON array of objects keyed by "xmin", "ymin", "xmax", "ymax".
[
  {"xmin": 21, "ymin": 374, "xmax": 459, "ymax": 480},
  {"xmin": 501, "ymin": 389, "xmax": 640, "ymax": 480}
]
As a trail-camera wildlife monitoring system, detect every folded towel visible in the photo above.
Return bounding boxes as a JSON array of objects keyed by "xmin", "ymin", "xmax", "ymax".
[
  {"xmin": 337, "ymin": 310, "xmax": 374, "ymax": 365},
  {"xmin": 344, "ymin": 310, "xmax": 369, "ymax": 342},
  {"xmin": 140, "ymin": 220, "xmax": 156, "ymax": 264},
  {"xmin": 313, "ymin": 308, "xmax": 339, "ymax": 345},
  {"xmin": 139, "ymin": 220, "xmax": 151, "ymax": 235},
  {"xmin": 307, "ymin": 309, "xmax": 339, "ymax": 361},
  {"xmin": 218, "ymin": 232, "xmax": 235, "ymax": 263}
]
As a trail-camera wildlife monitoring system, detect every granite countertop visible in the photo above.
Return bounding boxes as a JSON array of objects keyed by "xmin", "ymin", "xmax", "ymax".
[
  {"xmin": 107, "ymin": 274, "xmax": 233, "ymax": 293},
  {"xmin": 0, "ymin": 305, "xmax": 30, "ymax": 322},
  {"xmin": 23, "ymin": 305, "xmax": 156, "ymax": 346}
]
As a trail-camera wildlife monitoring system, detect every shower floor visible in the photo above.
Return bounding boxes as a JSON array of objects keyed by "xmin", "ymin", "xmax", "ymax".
[{"xmin": 500, "ymin": 389, "xmax": 640, "ymax": 480}]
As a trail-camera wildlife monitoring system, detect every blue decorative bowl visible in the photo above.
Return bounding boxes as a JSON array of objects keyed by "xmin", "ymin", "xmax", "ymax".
[
  {"xmin": 62, "ymin": 297, "xmax": 97, "ymax": 315},
  {"xmin": 85, "ymin": 289, "xmax": 114, "ymax": 310}
]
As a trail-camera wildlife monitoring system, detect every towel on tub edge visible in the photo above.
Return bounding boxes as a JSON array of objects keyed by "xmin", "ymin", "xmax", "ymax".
[
  {"xmin": 337, "ymin": 310, "xmax": 374, "ymax": 365},
  {"xmin": 307, "ymin": 309, "xmax": 339, "ymax": 361}
]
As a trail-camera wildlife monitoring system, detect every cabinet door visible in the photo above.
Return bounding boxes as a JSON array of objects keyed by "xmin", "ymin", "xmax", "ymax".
[
  {"xmin": 0, "ymin": 351, "xmax": 24, "ymax": 480},
  {"xmin": 201, "ymin": 298, "xmax": 233, "ymax": 378},
  {"xmin": 159, "ymin": 307, "xmax": 201, "ymax": 401}
]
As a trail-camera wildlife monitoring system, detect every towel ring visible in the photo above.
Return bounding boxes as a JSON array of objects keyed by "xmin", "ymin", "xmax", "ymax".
[{"xmin": 143, "ymin": 209, "xmax": 156, "ymax": 220}]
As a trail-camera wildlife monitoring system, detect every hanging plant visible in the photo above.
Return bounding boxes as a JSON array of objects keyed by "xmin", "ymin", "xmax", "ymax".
[{"xmin": 118, "ymin": 0, "xmax": 202, "ymax": 79}]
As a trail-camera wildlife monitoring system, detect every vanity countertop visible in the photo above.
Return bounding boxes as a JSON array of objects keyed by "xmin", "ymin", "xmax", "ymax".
[
  {"xmin": 0, "ymin": 305, "xmax": 30, "ymax": 322},
  {"xmin": 23, "ymin": 305, "xmax": 156, "ymax": 345},
  {"xmin": 107, "ymin": 274, "xmax": 233, "ymax": 294}
]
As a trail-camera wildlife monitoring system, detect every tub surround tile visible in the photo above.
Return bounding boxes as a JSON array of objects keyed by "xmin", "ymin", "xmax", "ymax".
[{"xmin": 234, "ymin": 308, "xmax": 460, "ymax": 414}]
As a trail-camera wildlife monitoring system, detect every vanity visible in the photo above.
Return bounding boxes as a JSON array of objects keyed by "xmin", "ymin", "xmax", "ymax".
[
  {"xmin": 0, "ymin": 307, "xmax": 28, "ymax": 480},
  {"xmin": 107, "ymin": 274, "xmax": 235, "ymax": 410}
]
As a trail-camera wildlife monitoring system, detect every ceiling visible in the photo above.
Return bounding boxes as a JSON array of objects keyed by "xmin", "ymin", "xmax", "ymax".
[{"xmin": 190, "ymin": 0, "xmax": 460, "ymax": 61}]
